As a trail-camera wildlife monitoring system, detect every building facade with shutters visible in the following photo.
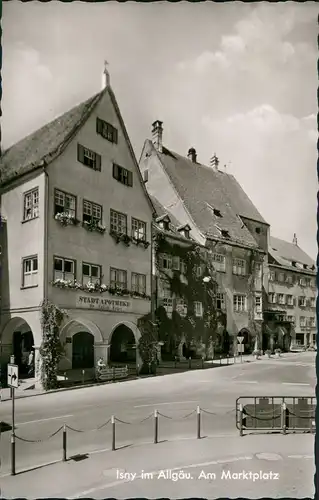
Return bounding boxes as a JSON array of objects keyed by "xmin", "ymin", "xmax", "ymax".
[
  {"xmin": 265, "ymin": 235, "xmax": 316, "ymax": 349},
  {"xmin": 139, "ymin": 121, "xmax": 269, "ymax": 354},
  {"xmin": 0, "ymin": 67, "xmax": 154, "ymax": 377}
]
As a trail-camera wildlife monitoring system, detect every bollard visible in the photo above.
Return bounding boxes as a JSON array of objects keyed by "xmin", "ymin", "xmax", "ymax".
[
  {"xmin": 111, "ymin": 415, "xmax": 116, "ymax": 451},
  {"xmin": 311, "ymin": 420, "xmax": 315, "ymax": 434},
  {"xmin": 148, "ymin": 362, "xmax": 151, "ymax": 375},
  {"xmin": 174, "ymin": 356, "xmax": 177, "ymax": 369},
  {"xmin": 62, "ymin": 424, "xmax": 67, "ymax": 462},
  {"xmin": 154, "ymin": 409, "xmax": 158, "ymax": 444},
  {"xmin": 197, "ymin": 405, "xmax": 201, "ymax": 439},
  {"xmin": 201, "ymin": 357, "xmax": 204, "ymax": 369},
  {"xmin": 227, "ymin": 355, "xmax": 229, "ymax": 365},
  {"xmin": 136, "ymin": 364, "xmax": 139, "ymax": 377},
  {"xmin": 239, "ymin": 404, "xmax": 243, "ymax": 437},
  {"xmin": 188, "ymin": 357, "xmax": 191, "ymax": 369},
  {"xmin": 113, "ymin": 367, "xmax": 115, "ymax": 382},
  {"xmin": 219, "ymin": 355, "xmax": 222, "ymax": 366},
  {"xmin": 11, "ymin": 432, "xmax": 16, "ymax": 476},
  {"xmin": 64, "ymin": 372, "xmax": 67, "ymax": 381},
  {"xmin": 281, "ymin": 403, "xmax": 287, "ymax": 435},
  {"xmin": 82, "ymin": 370, "xmax": 85, "ymax": 385}
]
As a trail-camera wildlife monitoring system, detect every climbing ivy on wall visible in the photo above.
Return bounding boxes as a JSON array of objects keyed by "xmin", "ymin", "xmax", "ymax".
[
  {"xmin": 39, "ymin": 300, "xmax": 66, "ymax": 390},
  {"xmin": 152, "ymin": 233, "xmax": 227, "ymax": 357}
]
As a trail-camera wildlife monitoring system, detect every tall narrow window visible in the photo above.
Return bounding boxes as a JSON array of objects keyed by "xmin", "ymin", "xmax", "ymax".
[
  {"xmin": 23, "ymin": 188, "xmax": 39, "ymax": 221},
  {"xmin": 194, "ymin": 301, "xmax": 203, "ymax": 317},
  {"xmin": 96, "ymin": 118, "xmax": 118, "ymax": 143},
  {"xmin": 22, "ymin": 256, "xmax": 38, "ymax": 287},
  {"xmin": 113, "ymin": 164, "xmax": 133, "ymax": 187},
  {"xmin": 212, "ymin": 253, "xmax": 226, "ymax": 272},
  {"xmin": 110, "ymin": 209, "xmax": 127, "ymax": 235},
  {"xmin": 232, "ymin": 258, "xmax": 246, "ymax": 276},
  {"xmin": 131, "ymin": 273, "xmax": 146, "ymax": 294},
  {"xmin": 233, "ymin": 294, "xmax": 246, "ymax": 312},
  {"xmin": 131, "ymin": 218, "xmax": 146, "ymax": 241}
]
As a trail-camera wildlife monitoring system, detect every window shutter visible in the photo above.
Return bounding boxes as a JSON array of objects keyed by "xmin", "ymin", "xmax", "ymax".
[
  {"xmin": 77, "ymin": 144, "xmax": 84, "ymax": 163},
  {"xmin": 113, "ymin": 163, "xmax": 119, "ymax": 180},
  {"xmin": 96, "ymin": 118, "xmax": 102, "ymax": 135},
  {"xmin": 127, "ymin": 170, "xmax": 133, "ymax": 187},
  {"xmin": 113, "ymin": 127, "xmax": 118, "ymax": 144},
  {"xmin": 95, "ymin": 154, "xmax": 101, "ymax": 171}
]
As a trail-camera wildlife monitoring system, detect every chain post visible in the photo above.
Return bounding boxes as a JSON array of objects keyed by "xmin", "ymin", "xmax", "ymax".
[
  {"xmin": 197, "ymin": 405, "xmax": 201, "ymax": 439},
  {"xmin": 62, "ymin": 424, "xmax": 67, "ymax": 461},
  {"xmin": 154, "ymin": 409, "xmax": 158, "ymax": 444},
  {"xmin": 111, "ymin": 415, "xmax": 115, "ymax": 451},
  {"xmin": 281, "ymin": 402, "xmax": 287, "ymax": 435}
]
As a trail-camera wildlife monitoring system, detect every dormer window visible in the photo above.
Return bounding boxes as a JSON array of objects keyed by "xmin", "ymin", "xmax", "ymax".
[
  {"xmin": 156, "ymin": 214, "xmax": 171, "ymax": 231},
  {"xmin": 221, "ymin": 229, "xmax": 230, "ymax": 238},
  {"xmin": 213, "ymin": 208, "xmax": 222, "ymax": 217},
  {"xmin": 177, "ymin": 224, "xmax": 191, "ymax": 239}
]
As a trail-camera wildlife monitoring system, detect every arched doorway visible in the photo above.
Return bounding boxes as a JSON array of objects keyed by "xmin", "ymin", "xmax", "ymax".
[
  {"xmin": 72, "ymin": 332, "xmax": 94, "ymax": 369},
  {"xmin": 110, "ymin": 324, "xmax": 136, "ymax": 363},
  {"xmin": 1, "ymin": 317, "xmax": 35, "ymax": 377}
]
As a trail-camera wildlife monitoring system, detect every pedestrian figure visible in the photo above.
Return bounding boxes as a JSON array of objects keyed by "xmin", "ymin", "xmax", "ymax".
[{"xmin": 28, "ymin": 350, "xmax": 34, "ymax": 376}]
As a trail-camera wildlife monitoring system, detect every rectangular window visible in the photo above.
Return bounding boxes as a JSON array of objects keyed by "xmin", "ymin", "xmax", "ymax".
[
  {"xmin": 159, "ymin": 253, "xmax": 172, "ymax": 270},
  {"xmin": 82, "ymin": 263, "xmax": 101, "ymax": 286},
  {"xmin": 216, "ymin": 293, "xmax": 226, "ymax": 310},
  {"xmin": 83, "ymin": 200, "xmax": 102, "ymax": 224},
  {"xmin": 161, "ymin": 287, "xmax": 173, "ymax": 315},
  {"xmin": 278, "ymin": 272, "xmax": 285, "ymax": 282},
  {"xmin": 131, "ymin": 218, "xmax": 146, "ymax": 241},
  {"xmin": 310, "ymin": 297, "xmax": 316, "ymax": 308},
  {"xmin": 53, "ymin": 257, "xmax": 75, "ymax": 281},
  {"xmin": 299, "ymin": 296, "xmax": 306, "ymax": 307},
  {"xmin": 299, "ymin": 316, "xmax": 306, "ymax": 327},
  {"xmin": 255, "ymin": 295, "xmax": 262, "ymax": 312},
  {"xmin": 113, "ymin": 164, "xmax": 133, "ymax": 187},
  {"xmin": 212, "ymin": 253, "xmax": 226, "ymax": 272},
  {"xmin": 269, "ymin": 271, "xmax": 275, "ymax": 281},
  {"xmin": 22, "ymin": 256, "xmax": 38, "ymax": 287},
  {"xmin": 176, "ymin": 298, "xmax": 187, "ymax": 317},
  {"xmin": 131, "ymin": 272, "xmax": 146, "ymax": 294},
  {"xmin": 310, "ymin": 317, "xmax": 316, "ymax": 327},
  {"xmin": 299, "ymin": 277, "xmax": 306, "ymax": 286},
  {"xmin": 110, "ymin": 209, "xmax": 127, "ymax": 235},
  {"xmin": 23, "ymin": 188, "xmax": 39, "ymax": 221},
  {"xmin": 286, "ymin": 275, "xmax": 293, "ymax": 285},
  {"xmin": 54, "ymin": 189, "xmax": 76, "ymax": 217},
  {"xmin": 77, "ymin": 144, "xmax": 101, "ymax": 171},
  {"xmin": 278, "ymin": 294, "xmax": 285, "ymax": 305},
  {"xmin": 96, "ymin": 117, "xmax": 118, "ymax": 144},
  {"xmin": 233, "ymin": 294, "xmax": 246, "ymax": 312},
  {"xmin": 110, "ymin": 267, "xmax": 127, "ymax": 290},
  {"xmin": 196, "ymin": 265, "xmax": 203, "ymax": 277},
  {"xmin": 287, "ymin": 315, "xmax": 295, "ymax": 324},
  {"xmin": 287, "ymin": 295, "xmax": 293, "ymax": 306},
  {"xmin": 232, "ymin": 258, "xmax": 246, "ymax": 276},
  {"xmin": 268, "ymin": 292, "xmax": 277, "ymax": 304},
  {"xmin": 194, "ymin": 301, "xmax": 203, "ymax": 317}
]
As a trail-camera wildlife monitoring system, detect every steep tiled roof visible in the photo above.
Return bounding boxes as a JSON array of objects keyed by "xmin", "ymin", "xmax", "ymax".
[
  {"xmin": 269, "ymin": 236, "xmax": 315, "ymax": 269},
  {"xmin": 150, "ymin": 194, "xmax": 196, "ymax": 243},
  {"xmin": 0, "ymin": 91, "xmax": 105, "ymax": 186},
  {"xmin": 155, "ymin": 144, "xmax": 261, "ymax": 248}
]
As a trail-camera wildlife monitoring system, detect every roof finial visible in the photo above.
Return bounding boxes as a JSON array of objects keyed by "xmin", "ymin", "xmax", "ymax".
[
  {"xmin": 210, "ymin": 153, "xmax": 219, "ymax": 170},
  {"xmin": 293, "ymin": 233, "xmax": 298, "ymax": 245},
  {"xmin": 102, "ymin": 60, "xmax": 110, "ymax": 90}
]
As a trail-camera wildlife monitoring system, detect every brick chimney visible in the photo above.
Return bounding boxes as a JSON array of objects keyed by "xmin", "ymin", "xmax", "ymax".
[
  {"xmin": 187, "ymin": 147, "xmax": 197, "ymax": 163},
  {"xmin": 210, "ymin": 153, "xmax": 219, "ymax": 171},
  {"xmin": 152, "ymin": 120, "xmax": 163, "ymax": 153},
  {"xmin": 293, "ymin": 233, "xmax": 298, "ymax": 245}
]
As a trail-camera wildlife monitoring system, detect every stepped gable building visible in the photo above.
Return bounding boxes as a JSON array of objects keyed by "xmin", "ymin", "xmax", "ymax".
[
  {"xmin": 0, "ymin": 65, "xmax": 155, "ymax": 379},
  {"xmin": 265, "ymin": 234, "xmax": 316, "ymax": 349},
  {"xmin": 139, "ymin": 120, "xmax": 270, "ymax": 353}
]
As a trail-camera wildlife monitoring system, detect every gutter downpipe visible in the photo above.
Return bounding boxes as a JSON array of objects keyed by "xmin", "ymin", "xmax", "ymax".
[{"xmin": 43, "ymin": 167, "xmax": 49, "ymax": 301}]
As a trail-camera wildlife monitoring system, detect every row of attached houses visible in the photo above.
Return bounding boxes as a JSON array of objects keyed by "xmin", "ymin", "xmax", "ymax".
[{"xmin": 0, "ymin": 67, "xmax": 316, "ymax": 380}]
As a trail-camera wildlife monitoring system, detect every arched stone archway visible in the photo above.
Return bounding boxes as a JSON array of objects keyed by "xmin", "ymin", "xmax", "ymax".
[
  {"xmin": 109, "ymin": 322, "xmax": 141, "ymax": 364},
  {"xmin": 59, "ymin": 318, "xmax": 103, "ymax": 370},
  {"xmin": 0, "ymin": 317, "xmax": 36, "ymax": 376}
]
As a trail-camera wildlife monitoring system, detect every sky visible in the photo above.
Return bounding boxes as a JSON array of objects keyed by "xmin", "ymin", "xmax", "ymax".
[{"xmin": 2, "ymin": 1, "xmax": 318, "ymax": 259}]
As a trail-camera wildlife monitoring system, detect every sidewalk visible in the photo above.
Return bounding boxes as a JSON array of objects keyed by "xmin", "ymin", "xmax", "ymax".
[{"xmin": 0, "ymin": 432, "xmax": 314, "ymax": 499}]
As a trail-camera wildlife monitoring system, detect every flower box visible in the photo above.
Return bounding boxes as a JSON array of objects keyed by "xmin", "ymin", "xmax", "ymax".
[
  {"xmin": 82, "ymin": 220, "xmax": 106, "ymax": 234},
  {"xmin": 55, "ymin": 212, "xmax": 79, "ymax": 227},
  {"xmin": 132, "ymin": 237, "xmax": 150, "ymax": 249}
]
